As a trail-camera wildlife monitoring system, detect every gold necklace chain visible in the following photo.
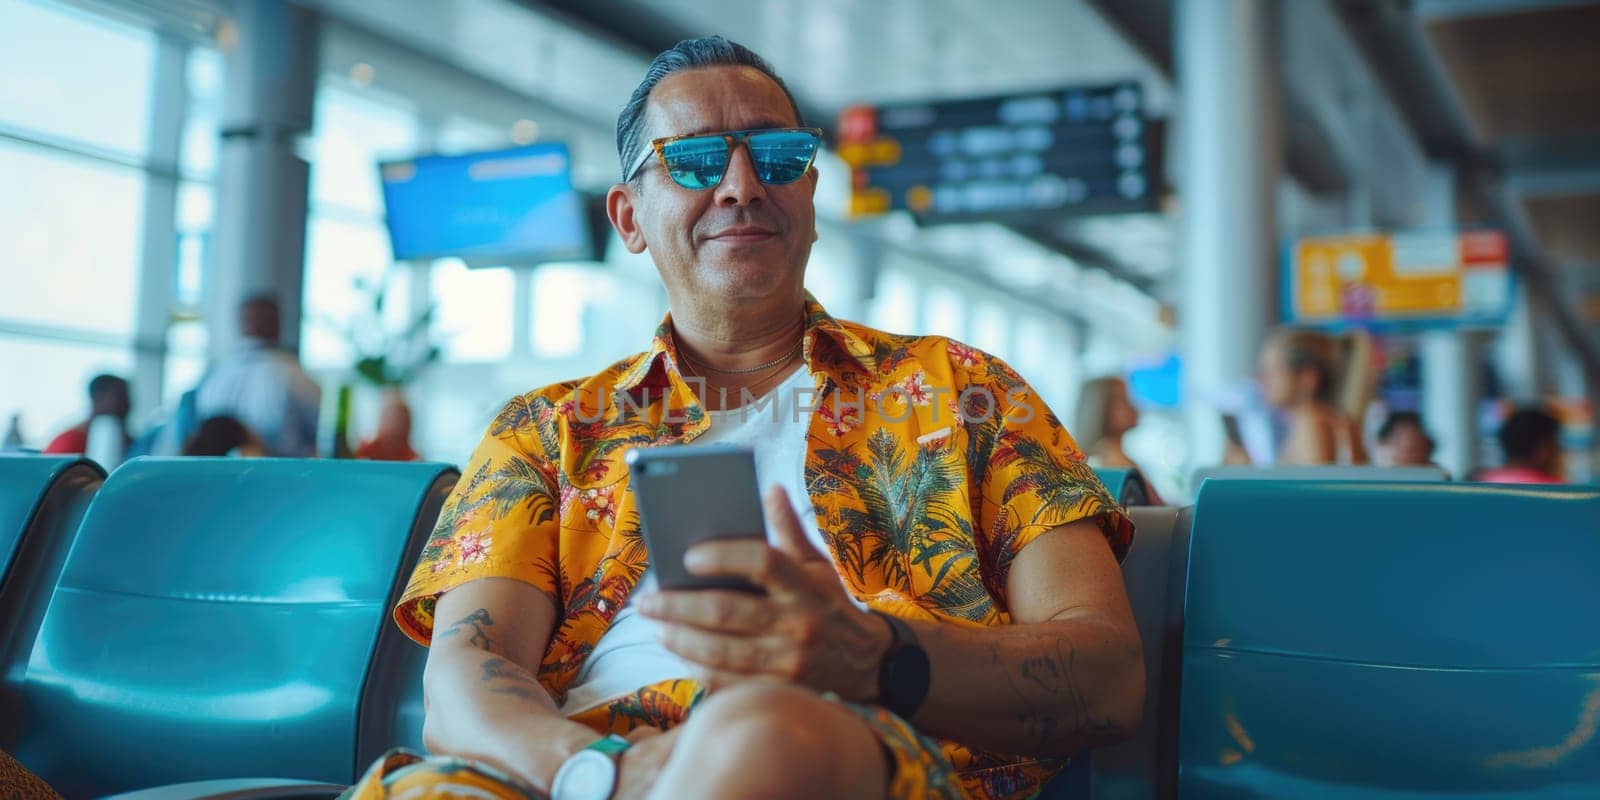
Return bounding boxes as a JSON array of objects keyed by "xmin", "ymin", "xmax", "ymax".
[{"xmin": 678, "ymin": 338, "xmax": 803, "ymax": 375}]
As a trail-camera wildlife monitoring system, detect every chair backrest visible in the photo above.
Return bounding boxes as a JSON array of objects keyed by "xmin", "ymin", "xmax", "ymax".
[
  {"xmin": 9, "ymin": 458, "xmax": 457, "ymax": 797},
  {"xmin": 1179, "ymin": 480, "xmax": 1600, "ymax": 798},
  {"xmin": 1091, "ymin": 505, "xmax": 1191, "ymax": 800},
  {"xmin": 1094, "ymin": 467, "xmax": 1154, "ymax": 507},
  {"xmin": 0, "ymin": 455, "xmax": 105, "ymax": 716},
  {"xmin": 1191, "ymin": 464, "xmax": 1449, "ymax": 486}
]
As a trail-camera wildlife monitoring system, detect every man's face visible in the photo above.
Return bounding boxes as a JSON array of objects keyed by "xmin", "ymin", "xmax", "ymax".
[{"xmin": 610, "ymin": 66, "xmax": 818, "ymax": 305}]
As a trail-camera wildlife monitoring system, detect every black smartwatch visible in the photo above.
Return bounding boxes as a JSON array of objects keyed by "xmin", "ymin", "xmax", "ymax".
[{"xmin": 871, "ymin": 610, "xmax": 930, "ymax": 720}]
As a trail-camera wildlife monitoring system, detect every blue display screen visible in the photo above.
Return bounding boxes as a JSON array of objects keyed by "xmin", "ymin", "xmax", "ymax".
[{"xmin": 379, "ymin": 142, "xmax": 591, "ymax": 265}]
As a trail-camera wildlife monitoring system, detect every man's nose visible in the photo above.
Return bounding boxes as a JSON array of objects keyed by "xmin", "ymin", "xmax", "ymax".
[{"xmin": 713, "ymin": 142, "xmax": 767, "ymax": 207}]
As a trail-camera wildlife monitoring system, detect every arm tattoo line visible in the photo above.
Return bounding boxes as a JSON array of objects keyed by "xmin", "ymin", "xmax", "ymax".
[
  {"xmin": 999, "ymin": 635, "xmax": 1117, "ymax": 750},
  {"xmin": 436, "ymin": 608, "xmax": 497, "ymax": 651},
  {"xmin": 474, "ymin": 655, "xmax": 548, "ymax": 706},
  {"xmin": 479, "ymin": 655, "xmax": 540, "ymax": 686}
]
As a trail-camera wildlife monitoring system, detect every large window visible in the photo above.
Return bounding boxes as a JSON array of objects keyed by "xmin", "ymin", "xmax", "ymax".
[
  {"xmin": 431, "ymin": 259, "xmax": 514, "ymax": 362},
  {"xmin": 300, "ymin": 83, "xmax": 421, "ymax": 369},
  {"xmin": 0, "ymin": 0, "xmax": 157, "ymax": 443},
  {"xmin": 0, "ymin": 0, "xmax": 154, "ymax": 155},
  {"xmin": 0, "ymin": 145, "xmax": 145, "ymax": 335}
]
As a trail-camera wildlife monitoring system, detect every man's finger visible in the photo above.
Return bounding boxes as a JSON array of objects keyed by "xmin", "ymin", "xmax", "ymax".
[
  {"xmin": 683, "ymin": 539, "xmax": 811, "ymax": 597},
  {"xmin": 633, "ymin": 589, "xmax": 775, "ymax": 633},
  {"xmin": 656, "ymin": 623, "xmax": 791, "ymax": 676}
]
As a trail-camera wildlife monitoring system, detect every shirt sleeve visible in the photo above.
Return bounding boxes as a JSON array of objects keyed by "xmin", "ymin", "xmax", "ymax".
[
  {"xmin": 968, "ymin": 358, "xmax": 1133, "ymax": 599},
  {"xmin": 393, "ymin": 395, "xmax": 562, "ymax": 646}
]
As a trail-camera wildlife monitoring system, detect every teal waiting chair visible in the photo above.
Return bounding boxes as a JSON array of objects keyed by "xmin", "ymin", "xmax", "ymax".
[
  {"xmin": 1094, "ymin": 467, "xmax": 1155, "ymax": 506},
  {"xmin": 0, "ymin": 455, "xmax": 105, "ymax": 750},
  {"xmin": 1191, "ymin": 464, "xmax": 1449, "ymax": 487},
  {"xmin": 1179, "ymin": 481, "xmax": 1600, "ymax": 798},
  {"xmin": 1090, "ymin": 505, "xmax": 1191, "ymax": 800},
  {"xmin": 6, "ymin": 458, "xmax": 457, "ymax": 797}
]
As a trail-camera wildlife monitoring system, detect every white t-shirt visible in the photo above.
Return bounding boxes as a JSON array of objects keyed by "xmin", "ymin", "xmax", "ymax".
[{"xmin": 558, "ymin": 366, "xmax": 831, "ymax": 715}]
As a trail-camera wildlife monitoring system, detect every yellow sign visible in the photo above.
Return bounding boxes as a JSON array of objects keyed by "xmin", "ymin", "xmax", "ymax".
[{"xmin": 1290, "ymin": 231, "xmax": 1509, "ymax": 324}]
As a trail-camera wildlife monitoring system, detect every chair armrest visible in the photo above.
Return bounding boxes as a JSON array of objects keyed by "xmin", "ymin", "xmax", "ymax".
[{"xmin": 100, "ymin": 778, "xmax": 346, "ymax": 800}]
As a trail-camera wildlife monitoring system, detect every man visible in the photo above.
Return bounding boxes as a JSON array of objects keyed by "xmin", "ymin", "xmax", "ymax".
[
  {"xmin": 1478, "ymin": 406, "xmax": 1564, "ymax": 484},
  {"xmin": 43, "ymin": 374, "xmax": 130, "ymax": 455},
  {"xmin": 350, "ymin": 37, "xmax": 1141, "ymax": 800},
  {"xmin": 1375, "ymin": 410, "xmax": 1436, "ymax": 469},
  {"xmin": 194, "ymin": 294, "xmax": 321, "ymax": 457}
]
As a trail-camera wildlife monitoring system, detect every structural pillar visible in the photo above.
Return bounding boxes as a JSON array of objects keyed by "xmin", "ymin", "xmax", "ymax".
[
  {"xmin": 1421, "ymin": 330, "xmax": 1481, "ymax": 479},
  {"xmin": 132, "ymin": 33, "xmax": 189, "ymax": 420},
  {"xmin": 1417, "ymin": 164, "xmax": 1481, "ymax": 478},
  {"xmin": 1495, "ymin": 283, "xmax": 1553, "ymax": 402},
  {"xmin": 207, "ymin": 0, "xmax": 319, "ymax": 360},
  {"xmin": 1176, "ymin": 0, "xmax": 1282, "ymax": 466}
]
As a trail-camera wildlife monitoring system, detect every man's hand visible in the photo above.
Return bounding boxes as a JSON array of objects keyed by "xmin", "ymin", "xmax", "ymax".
[
  {"xmin": 635, "ymin": 487, "xmax": 892, "ymax": 699},
  {"xmin": 612, "ymin": 727, "xmax": 681, "ymax": 800}
]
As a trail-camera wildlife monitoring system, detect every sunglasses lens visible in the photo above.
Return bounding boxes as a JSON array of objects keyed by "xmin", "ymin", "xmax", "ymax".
[
  {"xmin": 660, "ymin": 136, "xmax": 731, "ymax": 190},
  {"xmin": 748, "ymin": 130, "xmax": 820, "ymax": 185}
]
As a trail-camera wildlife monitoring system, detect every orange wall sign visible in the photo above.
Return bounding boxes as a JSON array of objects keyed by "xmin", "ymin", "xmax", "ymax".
[{"xmin": 1288, "ymin": 230, "xmax": 1512, "ymax": 327}]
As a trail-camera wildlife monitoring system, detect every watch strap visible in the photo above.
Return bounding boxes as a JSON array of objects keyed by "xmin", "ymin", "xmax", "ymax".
[{"xmin": 586, "ymin": 734, "xmax": 631, "ymax": 757}]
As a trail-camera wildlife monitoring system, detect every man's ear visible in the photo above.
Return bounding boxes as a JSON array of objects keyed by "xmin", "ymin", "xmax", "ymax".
[
  {"xmin": 607, "ymin": 182, "xmax": 648, "ymax": 254},
  {"xmin": 807, "ymin": 165, "xmax": 820, "ymax": 243}
]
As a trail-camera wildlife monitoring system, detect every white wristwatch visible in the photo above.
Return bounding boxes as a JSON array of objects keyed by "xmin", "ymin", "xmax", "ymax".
[{"xmin": 550, "ymin": 734, "xmax": 630, "ymax": 800}]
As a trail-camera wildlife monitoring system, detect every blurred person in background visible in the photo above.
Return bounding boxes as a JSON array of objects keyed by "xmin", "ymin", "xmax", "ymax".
[
  {"xmin": 181, "ymin": 415, "xmax": 269, "ymax": 457},
  {"xmin": 194, "ymin": 294, "xmax": 321, "ymax": 457},
  {"xmin": 42, "ymin": 374, "xmax": 130, "ymax": 455},
  {"xmin": 1477, "ymin": 406, "xmax": 1564, "ymax": 484},
  {"xmin": 355, "ymin": 391, "xmax": 420, "ymax": 461},
  {"xmin": 3, "ymin": 414, "xmax": 29, "ymax": 452},
  {"xmin": 1375, "ymin": 410, "xmax": 1437, "ymax": 469},
  {"xmin": 1258, "ymin": 328, "xmax": 1370, "ymax": 466},
  {"xmin": 1072, "ymin": 376, "xmax": 1141, "ymax": 469},
  {"xmin": 1073, "ymin": 376, "xmax": 1163, "ymax": 502}
]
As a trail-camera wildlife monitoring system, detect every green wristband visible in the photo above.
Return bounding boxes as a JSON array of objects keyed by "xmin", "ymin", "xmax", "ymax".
[{"xmin": 587, "ymin": 733, "xmax": 631, "ymax": 756}]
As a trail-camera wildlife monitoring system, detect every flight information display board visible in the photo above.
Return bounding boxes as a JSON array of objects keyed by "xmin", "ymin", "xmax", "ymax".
[
  {"xmin": 837, "ymin": 82, "xmax": 1156, "ymax": 223},
  {"xmin": 1286, "ymin": 229, "xmax": 1513, "ymax": 329},
  {"xmin": 379, "ymin": 142, "xmax": 592, "ymax": 266}
]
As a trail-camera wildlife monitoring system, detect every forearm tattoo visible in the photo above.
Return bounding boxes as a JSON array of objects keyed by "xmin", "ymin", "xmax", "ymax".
[{"xmin": 995, "ymin": 635, "xmax": 1118, "ymax": 750}]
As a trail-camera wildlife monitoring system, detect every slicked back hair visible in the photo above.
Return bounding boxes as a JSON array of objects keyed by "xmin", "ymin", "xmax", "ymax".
[{"xmin": 615, "ymin": 36, "xmax": 803, "ymax": 183}]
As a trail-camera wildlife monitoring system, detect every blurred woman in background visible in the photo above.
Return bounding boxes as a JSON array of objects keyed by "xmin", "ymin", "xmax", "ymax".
[
  {"xmin": 1073, "ymin": 376, "xmax": 1162, "ymax": 503},
  {"xmin": 1073, "ymin": 376, "xmax": 1142, "ymax": 469},
  {"xmin": 1258, "ymin": 328, "xmax": 1372, "ymax": 466}
]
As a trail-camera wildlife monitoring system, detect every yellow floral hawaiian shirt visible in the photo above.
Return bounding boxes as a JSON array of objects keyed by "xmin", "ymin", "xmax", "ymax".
[{"xmin": 395, "ymin": 294, "xmax": 1132, "ymax": 800}]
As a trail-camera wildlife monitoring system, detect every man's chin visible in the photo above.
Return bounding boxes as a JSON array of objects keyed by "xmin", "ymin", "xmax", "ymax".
[{"xmin": 692, "ymin": 261, "xmax": 797, "ymax": 298}]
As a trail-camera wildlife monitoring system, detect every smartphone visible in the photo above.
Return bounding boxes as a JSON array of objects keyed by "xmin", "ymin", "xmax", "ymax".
[
  {"xmin": 625, "ymin": 444, "xmax": 766, "ymax": 593},
  {"xmin": 1220, "ymin": 413, "xmax": 1245, "ymax": 449}
]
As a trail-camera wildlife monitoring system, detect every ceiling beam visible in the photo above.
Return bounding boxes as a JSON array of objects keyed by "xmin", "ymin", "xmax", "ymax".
[
  {"xmin": 1333, "ymin": 0, "xmax": 1484, "ymax": 160},
  {"xmin": 1508, "ymin": 164, "xmax": 1600, "ymax": 197},
  {"xmin": 1083, "ymin": 0, "xmax": 1174, "ymax": 76},
  {"xmin": 1413, "ymin": 0, "xmax": 1596, "ymax": 23},
  {"xmin": 1010, "ymin": 225, "xmax": 1159, "ymax": 294}
]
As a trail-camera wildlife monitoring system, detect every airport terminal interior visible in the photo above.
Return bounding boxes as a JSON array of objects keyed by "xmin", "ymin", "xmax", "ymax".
[{"xmin": 1, "ymin": 0, "xmax": 1599, "ymax": 798}]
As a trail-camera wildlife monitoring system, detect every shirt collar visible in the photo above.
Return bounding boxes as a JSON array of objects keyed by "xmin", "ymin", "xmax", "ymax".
[{"xmin": 615, "ymin": 291, "xmax": 874, "ymax": 397}]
